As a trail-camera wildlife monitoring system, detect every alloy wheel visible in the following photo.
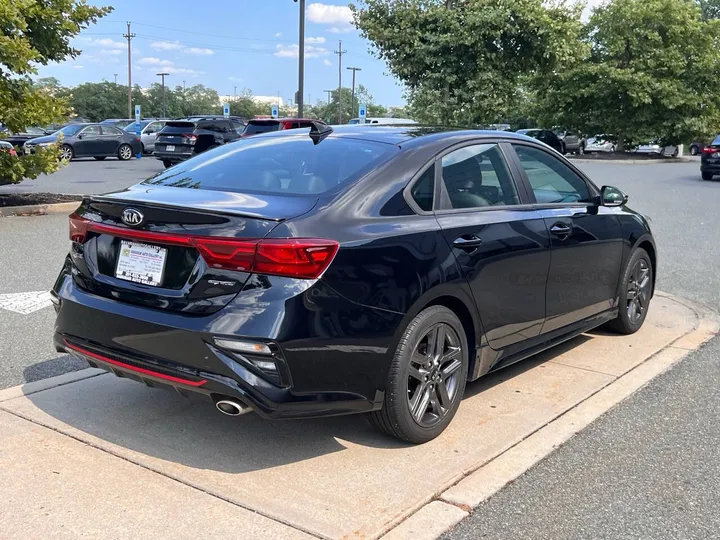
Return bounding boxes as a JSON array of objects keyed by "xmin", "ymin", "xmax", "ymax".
[
  {"xmin": 407, "ymin": 322, "xmax": 463, "ymax": 428},
  {"xmin": 60, "ymin": 146, "xmax": 72, "ymax": 162},
  {"xmin": 626, "ymin": 258, "xmax": 651, "ymax": 324},
  {"xmin": 119, "ymin": 145, "xmax": 132, "ymax": 160}
]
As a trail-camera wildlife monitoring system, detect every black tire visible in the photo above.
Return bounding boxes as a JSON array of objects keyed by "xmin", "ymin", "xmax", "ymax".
[
  {"xmin": 607, "ymin": 248, "xmax": 653, "ymax": 335},
  {"xmin": 578, "ymin": 143, "xmax": 585, "ymax": 155},
  {"xmin": 117, "ymin": 143, "xmax": 133, "ymax": 161},
  {"xmin": 702, "ymin": 171, "xmax": 713, "ymax": 181},
  {"xmin": 59, "ymin": 144, "xmax": 73, "ymax": 162},
  {"xmin": 691, "ymin": 145, "xmax": 700, "ymax": 156},
  {"xmin": 368, "ymin": 305, "xmax": 469, "ymax": 444},
  {"xmin": 162, "ymin": 160, "xmax": 173, "ymax": 169},
  {"xmin": 93, "ymin": 156, "xmax": 106, "ymax": 161}
]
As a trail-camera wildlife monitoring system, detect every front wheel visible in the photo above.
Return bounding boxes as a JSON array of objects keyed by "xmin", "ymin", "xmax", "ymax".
[
  {"xmin": 369, "ymin": 305, "xmax": 468, "ymax": 444},
  {"xmin": 117, "ymin": 144, "xmax": 133, "ymax": 161},
  {"xmin": 59, "ymin": 144, "xmax": 73, "ymax": 162},
  {"xmin": 607, "ymin": 248, "xmax": 653, "ymax": 335}
]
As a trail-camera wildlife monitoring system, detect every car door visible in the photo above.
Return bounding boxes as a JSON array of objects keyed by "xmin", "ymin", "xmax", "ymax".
[
  {"xmin": 434, "ymin": 141, "xmax": 552, "ymax": 351},
  {"xmin": 142, "ymin": 121, "xmax": 164, "ymax": 151},
  {"xmin": 564, "ymin": 131, "xmax": 579, "ymax": 152},
  {"xmin": 509, "ymin": 143, "xmax": 624, "ymax": 334},
  {"xmin": 99, "ymin": 126, "xmax": 124, "ymax": 155},
  {"xmin": 73, "ymin": 125, "xmax": 103, "ymax": 156}
]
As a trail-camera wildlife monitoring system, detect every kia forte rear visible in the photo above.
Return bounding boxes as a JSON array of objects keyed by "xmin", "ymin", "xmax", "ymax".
[{"xmin": 53, "ymin": 124, "xmax": 655, "ymax": 443}]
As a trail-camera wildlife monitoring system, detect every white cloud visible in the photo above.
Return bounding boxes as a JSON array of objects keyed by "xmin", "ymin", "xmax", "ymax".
[
  {"xmin": 163, "ymin": 66, "xmax": 202, "ymax": 76},
  {"xmin": 99, "ymin": 49, "xmax": 122, "ymax": 56},
  {"xmin": 306, "ymin": 36, "xmax": 326, "ymax": 44},
  {"xmin": 275, "ymin": 32, "xmax": 283, "ymax": 38},
  {"xmin": 85, "ymin": 38, "xmax": 126, "ymax": 49},
  {"xmin": 307, "ymin": 3, "xmax": 353, "ymax": 25},
  {"xmin": 184, "ymin": 47, "xmax": 214, "ymax": 55},
  {"xmin": 274, "ymin": 43, "xmax": 329, "ymax": 59},
  {"xmin": 138, "ymin": 57, "xmax": 174, "ymax": 66},
  {"xmin": 151, "ymin": 40, "xmax": 182, "ymax": 50},
  {"xmin": 328, "ymin": 26, "xmax": 354, "ymax": 34},
  {"xmin": 323, "ymin": 59, "xmax": 332, "ymax": 66}
]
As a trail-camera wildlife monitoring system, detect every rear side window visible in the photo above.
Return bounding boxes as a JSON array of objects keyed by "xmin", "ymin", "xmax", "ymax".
[
  {"xmin": 231, "ymin": 120, "xmax": 245, "ymax": 133},
  {"xmin": 410, "ymin": 167, "xmax": 434, "ymax": 212},
  {"xmin": 101, "ymin": 126, "xmax": 123, "ymax": 135},
  {"xmin": 143, "ymin": 136, "xmax": 397, "ymax": 195}
]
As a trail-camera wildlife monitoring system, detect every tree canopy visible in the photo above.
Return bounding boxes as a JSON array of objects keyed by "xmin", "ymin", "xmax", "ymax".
[
  {"xmin": 534, "ymin": 0, "xmax": 720, "ymax": 148},
  {"xmin": 0, "ymin": 0, "xmax": 111, "ymax": 184},
  {"xmin": 351, "ymin": 0, "xmax": 584, "ymax": 126}
]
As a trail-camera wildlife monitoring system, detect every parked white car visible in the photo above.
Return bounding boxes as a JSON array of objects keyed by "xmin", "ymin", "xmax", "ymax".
[
  {"xmin": 585, "ymin": 134, "xmax": 617, "ymax": 153},
  {"xmin": 635, "ymin": 141, "xmax": 678, "ymax": 157},
  {"xmin": 124, "ymin": 119, "xmax": 167, "ymax": 154},
  {"xmin": 348, "ymin": 117, "xmax": 418, "ymax": 125}
]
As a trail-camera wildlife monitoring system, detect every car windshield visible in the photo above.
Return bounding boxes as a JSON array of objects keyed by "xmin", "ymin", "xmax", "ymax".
[
  {"xmin": 142, "ymin": 135, "xmax": 397, "ymax": 195},
  {"xmin": 56, "ymin": 124, "xmax": 84, "ymax": 136}
]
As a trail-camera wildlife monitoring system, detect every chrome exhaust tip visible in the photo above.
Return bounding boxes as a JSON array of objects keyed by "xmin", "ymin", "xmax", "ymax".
[{"xmin": 215, "ymin": 399, "xmax": 252, "ymax": 417}]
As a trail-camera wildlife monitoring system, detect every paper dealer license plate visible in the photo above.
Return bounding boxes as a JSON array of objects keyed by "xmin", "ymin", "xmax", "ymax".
[{"xmin": 115, "ymin": 240, "xmax": 167, "ymax": 287}]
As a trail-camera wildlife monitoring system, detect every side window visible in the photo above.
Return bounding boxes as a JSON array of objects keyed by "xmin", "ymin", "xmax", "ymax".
[
  {"xmin": 231, "ymin": 120, "xmax": 245, "ymax": 133},
  {"xmin": 440, "ymin": 144, "xmax": 520, "ymax": 210},
  {"xmin": 201, "ymin": 122, "xmax": 220, "ymax": 132},
  {"xmin": 101, "ymin": 126, "xmax": 122, "ymax": 136},
  {"xmin": 145, "ymin": 122, "xmax": 161, "ymax": 134},
  {"xmin": 513, "ymin": 144, "xmax": 591, "ymax": 204},
  {"xmin": 81, "ymin": 125, "xmax": 101, "ymax": 136},
  {"xmin": 410, "ymin": 166, "xmax": 435, "ymax": 212}
]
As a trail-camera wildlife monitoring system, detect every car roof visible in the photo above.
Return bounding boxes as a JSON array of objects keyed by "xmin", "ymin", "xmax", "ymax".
[{"xmin": 249, "ymin": 124, "xmax": 540, "ymax": 147}]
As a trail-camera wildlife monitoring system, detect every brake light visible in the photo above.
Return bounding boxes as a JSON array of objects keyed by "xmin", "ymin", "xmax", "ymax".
[
  {"xmin": 183, "ymin": 133, "xmax": 197, "ymax": 144},
  {"xmin": 68, "ymin": 215, "xmax": 339, "ymax": 278},
  {"xmin": 702, "ymin": 146, "xmax": 716, "ymax": 153}
]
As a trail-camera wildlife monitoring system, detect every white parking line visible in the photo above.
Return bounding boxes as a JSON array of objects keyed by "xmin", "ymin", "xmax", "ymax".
[{"xmin": 0, "ymin": 291, "xmax": 53, "ymax": 314}]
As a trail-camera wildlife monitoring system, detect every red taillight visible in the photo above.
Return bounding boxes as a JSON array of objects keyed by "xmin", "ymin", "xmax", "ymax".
[
  {"xmin": 9, "ymin": 148, "xmax": 17, "ymax": 157},
  {"xmin": 183, "ymin": 133, "xmax": 197, "ymax": 144},
  {"xmin": 68, "ymin": 215, "xmax": 338, "ymax": 279},
  {"xmin": 702, "ymin": 146, "xmax": 716, "ymax": 153}
]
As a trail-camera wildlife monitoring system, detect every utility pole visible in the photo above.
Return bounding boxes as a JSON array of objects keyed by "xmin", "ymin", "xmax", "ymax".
[
  {"xmin": 334, "ymin": 40, "xmax": 347, "ymax": 124},
  {"xmin": 157, "ymin": 72, "xmax": 169, "ymax": 118},
  {"xmin": 324, "ymin": 89, "xmax": 332, "ymax": 105},
  {"xmin": 183, "ymin": 80, "xmax": 186, "ymax": 91},
  {"xmin": 113, "ymin": 73, "xmax": 118, "ymax": 84},
  {"xmin": 295, "ymin": 0, "xmax": 306, "ymax": 118},
  {"xmin": 234, "ymin": 86, "xmax": 237, "ymax": 98},
  {"xmin": 123, "ymin": 22, "xmax": 135, "ymax": 118},
  {"xmin": 347, "ymin": 67, "xmax": 361, "ymax": 119}
]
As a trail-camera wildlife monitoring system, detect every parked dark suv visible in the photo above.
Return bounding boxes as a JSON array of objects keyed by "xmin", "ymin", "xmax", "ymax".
[
  {"xmin": 154, "ymin": 116, "xmax": 246, "ymax": 168},
  {"xmin": 516, "ymin": 129, "xmax": 565, "ymax": 154}
]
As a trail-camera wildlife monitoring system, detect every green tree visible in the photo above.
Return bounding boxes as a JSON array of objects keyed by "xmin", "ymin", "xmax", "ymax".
[
  {"xmin": 317, "ymin": 85, "xmax": 387, "ymax": 123},
  {"xmin": 227, "ymin": 89, "xmax": 265, "ymax": 119},
  {"xmin": 0, "ymin": 0, "xmax": 111, "ymax": 185},
  {"xmin": 351, "ymin": 0, "xmax": 584, "ymax": 126},
  {"xmin": 535, "ymin": 0, "xmax": 720, "ymax": 149},
  {"xmin": 67, "ymin": 81, "xmax": 128, "ymax": 121}
]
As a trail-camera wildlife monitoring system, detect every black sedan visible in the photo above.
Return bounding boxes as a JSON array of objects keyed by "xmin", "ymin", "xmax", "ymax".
[
  {"xmin": 52, "ymin": 125, "xmax": 656, "ymax": 443},
  {"xmin": 516, "ymin": 128, "xmax": 565, "ymax": 154},
  {"xmin": 700, "ymin": 134, "xmax": 720, "ymax": 180},
  {"xmin": 2, "ymin": 126, "xmax": 51, "ymax": 148},
  {"xmin": 24, "ymin": 123, "xmax": 142, "ymax": 161}
]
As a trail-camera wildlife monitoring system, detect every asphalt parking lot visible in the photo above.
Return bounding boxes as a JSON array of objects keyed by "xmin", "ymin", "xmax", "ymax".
[{"xmin": 1, "ymin": 157, "xmax": 720, "ymax": 538}]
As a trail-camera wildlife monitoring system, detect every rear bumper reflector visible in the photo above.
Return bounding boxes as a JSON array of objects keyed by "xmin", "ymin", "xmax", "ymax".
[{"xmin": 64, "ymin": 340, "xmax": 207, "ymax": 387}]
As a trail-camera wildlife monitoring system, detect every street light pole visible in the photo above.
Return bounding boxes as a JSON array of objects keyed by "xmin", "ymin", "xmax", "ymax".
[
  {"xmin": 347, "ymin": 67, "xmax": 361, "ymax": 119},
  {"xmin": 113, "ymin": 73, "xmax": 118, "ymax": 84},
  {"xmin": 296, "ymin": 0, "xmax": 306, "ymax": 118},
  {"xmin": 157, "ymin": 72, "xmax": 169, "ymax": 118}
]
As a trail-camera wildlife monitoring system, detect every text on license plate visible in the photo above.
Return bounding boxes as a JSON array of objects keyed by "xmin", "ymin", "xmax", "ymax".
[
  {"xmin": 166, "ymin": 145, "xmax": 175, "ymax": 151},
  {"xmin": 115, "ymin": 240, "xmax": 167, "ymax": 287}
]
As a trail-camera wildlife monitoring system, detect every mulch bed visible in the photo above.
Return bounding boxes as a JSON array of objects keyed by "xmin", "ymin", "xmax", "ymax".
[{"xmin": 0, "ymin": 192, "xmax": 83, "ymax": 208}]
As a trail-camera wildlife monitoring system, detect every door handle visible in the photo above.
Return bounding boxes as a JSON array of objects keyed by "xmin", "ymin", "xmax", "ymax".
[
  {"xmin": 453, "ymin": 235, "xmax": 483, "ymax": 250},
  {"xmin": 550, "ymin": 223, "xmax": 572, "ymax": 238}
]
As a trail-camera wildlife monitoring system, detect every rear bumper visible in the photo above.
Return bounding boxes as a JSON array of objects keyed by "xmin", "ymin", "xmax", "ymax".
[
  {"xmin": 154, "ymin": 151, "xmax": 193, "ymax": 163},
  {"xmin": 700, "ymin": 163, "xmax": 720, "ymax": 173},
  {"xmin": 52, "ymin": 269, "xmax": 399, "ymax": 419}
]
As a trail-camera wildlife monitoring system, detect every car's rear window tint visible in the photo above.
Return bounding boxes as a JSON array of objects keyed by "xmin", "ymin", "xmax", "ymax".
[
  {"xmin": 712, "ymin": 135, "xmax": 720, "ymax": 146},
  {"xmin": 143, "ymin": 135, "xmax": 397, "ymax": 195},
  {"xmin": 160, "ymin": 122, "xmax": 196, "ymax": 134},
  {"xmin": 244, "ymin": 122, "xmax": 281, "ymax": 135}
]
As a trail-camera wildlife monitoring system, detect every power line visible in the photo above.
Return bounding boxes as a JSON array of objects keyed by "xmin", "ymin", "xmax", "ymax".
[
  {"xmin": 334, "ymin": 40, "xmax": 347, "ymax": 124},
  {"xmin": 105, "ymin": 20, "xmax": 297, "ymax": 42}
]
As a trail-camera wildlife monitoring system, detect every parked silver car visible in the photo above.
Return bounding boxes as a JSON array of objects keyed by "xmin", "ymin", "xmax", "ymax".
[
  {"xmin": 585, "ymin": 134, "xmax": 617, "ymax": 153},
  {"xmin": 635, "ymin": 140, "xmax": 678, "ymax": 157},
  {"xmin": 124, "ymin": 120, "xmax": 167, "ymax": 154}
]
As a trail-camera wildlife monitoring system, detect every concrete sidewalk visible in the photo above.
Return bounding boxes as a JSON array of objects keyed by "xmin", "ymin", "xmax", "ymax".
[{"xmin": 0, "ymin": 293, "xmax": 716, "ymax": 540}]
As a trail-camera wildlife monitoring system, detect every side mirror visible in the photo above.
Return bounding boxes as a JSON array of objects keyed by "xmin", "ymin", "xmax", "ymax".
[
  {"xmin": 601, "ymin": 185, "xmax": 628, "ymax": 207},
  {"xmin": 77, "ymin": 134, "xmax": 84, "ymax": 139}
]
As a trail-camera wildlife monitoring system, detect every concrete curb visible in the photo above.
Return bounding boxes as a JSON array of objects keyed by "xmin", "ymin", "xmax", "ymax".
[
  {"xmin": 382, "ymin": 292, "xmax": 719, "ymax": 539},
  {"xmin": 0, "ymin": 200, "xmax": 81, "ymax": 217}
]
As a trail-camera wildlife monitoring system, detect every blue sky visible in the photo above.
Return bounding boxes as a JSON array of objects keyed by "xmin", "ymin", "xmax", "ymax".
[{"xmin": 37, "ymin": 1, "xmax": 406, "ymax": 108}]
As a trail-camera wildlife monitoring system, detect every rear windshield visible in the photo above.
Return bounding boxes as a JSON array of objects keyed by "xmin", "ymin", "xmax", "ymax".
[
  {"xmin": 712, "ymin": 135, "xmax": 720, "ymax": 146},
  {"xmin": 142, "ymin": 135, "xmax": 397, "ymax": 195},
  {"xmin": 124, "ymin": 121, "xmax": 151, "ymax": 131},
  {"xmin": 243, "ymin": 122, "xmax": 281, "ymax": 135},
  {"xmin": 160, "ymin": 122, "xmax": 196, "ymax": 134}
]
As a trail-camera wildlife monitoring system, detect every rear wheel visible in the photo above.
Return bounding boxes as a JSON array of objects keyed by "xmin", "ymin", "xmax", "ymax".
[
  {"xmin": 702, "ymin": 171, "xmax": 713, "ymax": 181},
  {"xmin": 578, "ymin": 143, "xmax": 585, "ymax": 155},
  {"xmin": 94, "ymin": 156, "xmax": 106, "ymax": 161},
  {"xmin": 607, "ymin": 248, "xmax": 653, "ymax": 335},
  {"xmin": 691, "ymin": 144, "xmax": 700, "ymax": 156},
  {"xmin": 369, "ymin": 306, "xmax": 468, "ymax": 444},
  {"xmin": 117, "ymin": 144, "xmax": 133, "ymax": 161}
]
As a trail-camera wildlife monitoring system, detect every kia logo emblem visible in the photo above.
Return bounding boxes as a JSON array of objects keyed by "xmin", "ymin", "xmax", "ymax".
[{"xmin": 121, "ymin": 208, "xmax": 144, "ymax": 227}]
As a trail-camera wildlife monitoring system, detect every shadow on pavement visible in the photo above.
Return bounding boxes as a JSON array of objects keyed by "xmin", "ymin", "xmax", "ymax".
[
  {"xmin": 22, "ymin": 353, "xmax": 87, "ymax": 383},
  {"xmin": 24, "ymin": 333, "xmax": 593, "ymax": 473}
]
